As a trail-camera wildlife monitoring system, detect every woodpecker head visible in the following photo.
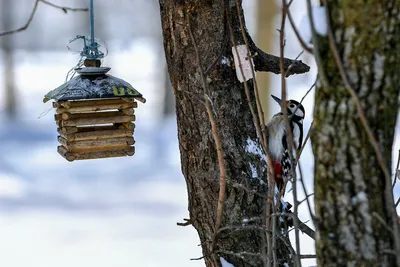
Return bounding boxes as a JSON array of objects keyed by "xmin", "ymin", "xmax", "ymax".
[{"xmin": 271, "ymin": 95, "xmax": 305, "ymax": 121}]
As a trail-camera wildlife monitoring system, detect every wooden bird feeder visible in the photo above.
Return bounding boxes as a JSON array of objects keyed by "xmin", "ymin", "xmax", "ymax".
[{"xmin": 43, "ymin": 59, "xmax": 146, "ymax": 162}]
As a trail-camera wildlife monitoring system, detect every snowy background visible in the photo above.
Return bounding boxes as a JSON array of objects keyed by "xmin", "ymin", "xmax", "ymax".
[{"xmin": 0, "ymin": 1, "xmax": 398, "ymax": 267}]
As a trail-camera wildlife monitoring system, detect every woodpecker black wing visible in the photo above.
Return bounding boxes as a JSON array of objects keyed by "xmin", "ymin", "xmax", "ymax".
[{"xmin": 281, "ymin": 149, "xmax": 291, "ymax": 180}]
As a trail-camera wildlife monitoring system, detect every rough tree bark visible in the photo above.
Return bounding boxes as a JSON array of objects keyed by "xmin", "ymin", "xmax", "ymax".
[
  {"xmin": 158, "ymin": 1, "xmax": 309, "ymax": 266},
  {"xmin": 312, "ymin": 1, "xmax": 400, "ymax": 266}
]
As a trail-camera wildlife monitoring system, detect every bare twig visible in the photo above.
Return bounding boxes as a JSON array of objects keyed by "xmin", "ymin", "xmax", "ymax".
[
  {"xmin": 177, "ymin": 218, "xmax": 192, "ymax": 226},
  {"xmin": 279, "ymin": 2, "xmax": 301, "ymax": 266},
  {"xmin": 232, "ymin": 3, "xmax": 278, "ymax": 266},
  {"xmin": 0, "ymin": 0, "xmax": 87, "ymax": 37},
  {"xmin": 187, "ymin": 15, "xmax": 227, "ymax": 265},
  {"xmin": 190, "ymin": 255, "xmax": 206, "ymax": 261},
  {"xmin": 298, "ymin": 161, "xmax": 316, "ymax": 221},
  {"xmin": 285, "ymin": 50, "xmax": 304, "ymax": 77},
  {"xmin": 395, "ymin": 197, "xmax": 400, "ymax": 209},
  {"xmin": 392, "ymin": 150, "xmax": 400, "ymax": 189},
  {"xmin": 0, "ymin": 0, "xmax": 40, "ymax": 36},
  {"xmin": 285, "ymin": 0, "xmax": 313, "ymax": 54},
  {"xmin": 299, "ymin": 78, "xmax": 317, "ymax": 107},
  {"xmin": 300, "ymin": 254, "xmax": 316, "ymax": 259},
  {"xmin": 305, "ymin": 0, "xmax": 329, "ymax": 88},
  {"xmin": 298, "ymin": 193, "xmax": 315, "ymax": 205},
  {"xmin": 372, "ymin": 212, "xmax": 394, "ymax": 234},
  {"xmin": 234, "ymin": 0, "xmax": 268, "ymax": 152},
  {"xmin": 39, "ymin": 0, "xmax": 88, "ymax": 12},
  {"xmin": 272, "ymin": 211, "xmax": 278, "ymax": 267},
  {"xmin": 296, "ymin": 121, "xmax": 314, "ymax": 163}
]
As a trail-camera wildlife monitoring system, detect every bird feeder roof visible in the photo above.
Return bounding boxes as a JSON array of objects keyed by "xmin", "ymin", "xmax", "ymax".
[{"xmin": 43, "ymin": 72, "xmax": 144, "ymax": 103}]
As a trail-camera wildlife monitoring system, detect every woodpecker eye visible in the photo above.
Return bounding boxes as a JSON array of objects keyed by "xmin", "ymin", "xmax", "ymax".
[{"xmin": 289, "ymin": 103, "xmax": 296, "ymax": 108}]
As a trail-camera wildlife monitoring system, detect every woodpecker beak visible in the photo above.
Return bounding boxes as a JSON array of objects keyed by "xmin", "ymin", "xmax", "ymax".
[{"xmin": 271, "ymin": 95, "xmax": 282, "ymax": 107}]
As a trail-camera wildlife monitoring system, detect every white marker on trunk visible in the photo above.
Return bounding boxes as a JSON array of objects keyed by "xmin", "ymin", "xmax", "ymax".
[{"xmin": 232, "ymin": 44, "xmax": 254, "ymax": 83}]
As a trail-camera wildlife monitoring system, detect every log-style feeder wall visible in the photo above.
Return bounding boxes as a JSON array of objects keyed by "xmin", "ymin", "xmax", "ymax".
[
  {"xmin": 54, "ymin": 98, "xmax": 138, "ymax": 161},
  {"xmin": 44, "ymin": 63, "xmax": 145, "ymax": 161}
]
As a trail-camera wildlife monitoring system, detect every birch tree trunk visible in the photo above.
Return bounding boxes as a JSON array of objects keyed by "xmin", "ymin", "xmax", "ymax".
[
  {"xmin": 312, "ymin": 1, "xmax": 400, "ymax": 266},
  {"xmin": 158, "ymin": 0, "xmax": 309, "ymax": 266}
]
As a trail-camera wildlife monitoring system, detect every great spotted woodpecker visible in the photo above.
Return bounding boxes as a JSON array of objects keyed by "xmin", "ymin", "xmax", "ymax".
[{"xmin": 266, "ymin": 95, "xmax": 305, "ymax": 195}]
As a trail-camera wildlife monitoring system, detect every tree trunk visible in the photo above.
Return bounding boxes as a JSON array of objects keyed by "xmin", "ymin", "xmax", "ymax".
[
  {"xmin": 312, "ymin": 1, "xmax": 400, "ymax": 266},
  {"xmin": 158, "ymin": 0, "xmax": 309, "ymax": 266},
  {"xmin": 1, "ymin": 0, "xmax": 17, "ymax": 119}
]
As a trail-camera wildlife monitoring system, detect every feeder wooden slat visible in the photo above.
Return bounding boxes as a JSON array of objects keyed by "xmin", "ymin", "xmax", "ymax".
[
  {"xmin": 60, "ymin": 127, "xmax": 79, "ymax": 134},
  {"xmin": 121, "ymin": 122, "xmax": 135, "ymax": 129},
  {"xmin": 67, "ymin": 145, "xmax": 133, "ymax": 154},
  {"xmin": 54, "ymin": 114, "xmax": 63, "ymax": 121},
  {"xmin": 61, "ymin": 115, "xmax": 135, "ymax": 127},
  {"xmin": 61, "ymin": 110, "xmax": 132, "ymax": 120},
  {"xmin": 58, "ymin": 136, "xmax": 135, "ymax": 151},
  {"xmin": 60, "ymin": 98, "xmax": 134, "ymax": 108},
  {"xmin": 59, "ymin": 124, "xmax": 126, "ymax": 135},
  {"xmin": 58, "ymin": 145, "xmax": 135, "ymax": 161},
  {"xmin": 121, "ymin": 108, "xmax": 134, "ymax": 115},
  {"xmin": 58, "ymin": 128, "xmax": 133, "ymax": 141},
  {"xmin": 135, "ymin": 97, "xmax": 146, "ymax": 103},
  {"xmin": 56, "ymin": 102, "xmax": 137, "ymax": 113}
]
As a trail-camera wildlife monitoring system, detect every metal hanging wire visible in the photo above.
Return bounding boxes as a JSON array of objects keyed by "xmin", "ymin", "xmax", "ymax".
[{"xmin": 69, "ymin": 0, "xmax": 105, "ymax": 61}]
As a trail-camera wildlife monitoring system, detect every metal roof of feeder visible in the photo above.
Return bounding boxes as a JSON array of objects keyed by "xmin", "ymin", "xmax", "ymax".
[{"xmin": 43, "ymin": 67, "xmax": 145, "ymax": 103}]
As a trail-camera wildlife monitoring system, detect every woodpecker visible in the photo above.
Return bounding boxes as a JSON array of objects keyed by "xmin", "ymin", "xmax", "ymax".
[{"xmin": 266, "ymin": 95, "xmax": 305, "ymax": 195}]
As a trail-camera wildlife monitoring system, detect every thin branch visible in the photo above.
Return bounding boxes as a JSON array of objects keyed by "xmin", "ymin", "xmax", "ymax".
[
  {"xmin": 285, "ymin": 50, "xmax": 304, "ymax": 77},
  {"xmin": 279, "ymin": 1, "xmax": 301, "ymax": 266},
  {"xmin": 300, "ymin": 254, "xmax": 316, "ymax": 259},
  {"xmin": 298, "ymin": 161, "xmax": 316, "ymax": 222},
  {"xmin": 0, "ymin": 0, "xmax": 40, "ymax": 37},
  {"xmin": 177, "ymin": 218, "xmax": 192, "ymax": 227},
  {"xmin": 39, "ymin": 0, "xmax": 88, "ymax": 12},
  {"xmin": 296, "ymin": 121, "xmax": 314, "ymax": 163},
  {"xmin": 227, "ymin": 7, "xmax": 274, "ymax": 266},
  {"xmin": 299, "ymin": 78, "xmax": 317, "ymax": 107},
  {"xmin": 298, "ymin": 193, "xmax": 315, "ymax": 205},
  {"xmin": 0, "ymin": 0, "xmax": 88, "ymax": 37},
  {"xmin": 305, "ymin": 0, "xmax": 329, "ymax": 87},
  {"xmin": 392, "ymin": 150, "xmax": 400, "ymax": 189},
  {"xmin": 286, "ymin": 0, "xmax": 313, "ymax": 54},
  {"xmin": 372, "ymin": 212, "xmax": 394, "ymax": 234},
  {"xmin": 272, "ymin": 214, "xmax": 278, "ymax": 267},
  {"xmin": 395, "ymin": 197, "xmax": 400, "ymax": 209},
  {"xmin": 190, "ymin": 255, "xmax": 206, "ymax": 261},
  {"xmin": 187, "ymin": 14, "xmax": 227, "ymax": 265},
  {"xmin": 235, "ymin": 0, "xmax": 268, "ymax": 150}
]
